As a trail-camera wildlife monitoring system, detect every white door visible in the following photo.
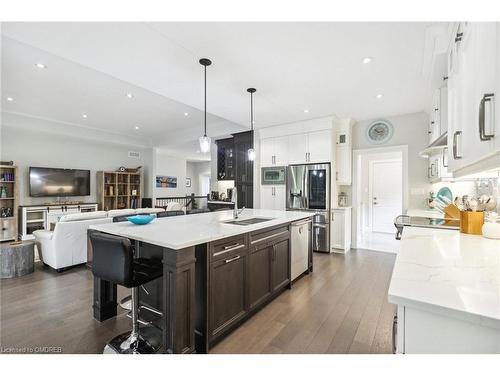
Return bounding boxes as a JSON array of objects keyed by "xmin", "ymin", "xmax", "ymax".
[
  {"xmin": 370, "ymin": 160, "xmax": 403, "ymax": 234},
  {"xmin": 308, "ymin": 130, "xmax": 332, "ymax": 163},
  {"xmin": 288, "ymin": 134, "xmax": 308, "ymax": 164},
  {"xmin": 260, "ymin": 138, "xmax": 275, "ymax": 167}
]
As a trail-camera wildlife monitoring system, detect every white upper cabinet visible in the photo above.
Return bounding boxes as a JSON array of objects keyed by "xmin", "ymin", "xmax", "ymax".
[
  {"xmin": 308, "ymin": 130, "xmax": 332, "ymax": 163},
  {"xmin": 446, "ymin": 22, "xmax": 500, "ymax": 176},
  {"xmin": 260, "ymin": 136, "xmax": 289, "ymax": 167},
  {"xmin": 288, "ymin": 129, "xmax": 332, "ymax": 164},
  {"xmin": 287, "ymin": 133, "xmax": 308, "ymax": 164}
]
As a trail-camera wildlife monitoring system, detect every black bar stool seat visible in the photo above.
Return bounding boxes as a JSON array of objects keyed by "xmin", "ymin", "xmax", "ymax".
[{"xmin": 89, "ymin": 231, "xmax": 163, "ymax": 354}]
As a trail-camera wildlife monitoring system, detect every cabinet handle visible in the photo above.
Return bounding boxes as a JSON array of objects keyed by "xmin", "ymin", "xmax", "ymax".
[
  {"xmin": 442, "ymin": 147, "xmax": 448, "ymax": 168},
  {"xmin": 392, "ymin": 315, "xmax": 398, "ymax": 354},
  {"xmin": 214, "ymin": 243, "xmax": 245, "ymax": 257},
  {"xmin": 251, "ymin": 230, "xmax": 289, "ymax": 245},
  {"xmin": 479, "ymin": 93, "xmax": 495, "ymax": 141},
  {"xmin": 336, "ymin": 171, "xmax": 339, "ymax": 181},
  {"xmin": 331, "ymin": 210, "xmax": 334, "ymax": 221},
  {"xmin": 455, "ymin": 32, "xmax": 463, "ymax": 43},
  {"xmin": 224, "ymin": 255, "xmax": 241, "ymax": 264},
  {"xmin": 453, "ymin": 131, "xmax": 462, "ymax": 159}
]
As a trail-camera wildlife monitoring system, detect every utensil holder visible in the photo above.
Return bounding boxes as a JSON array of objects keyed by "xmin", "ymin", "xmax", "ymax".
[{"xmin": 460, "ymin": 211, "xmax": 485, "ymax": 235}]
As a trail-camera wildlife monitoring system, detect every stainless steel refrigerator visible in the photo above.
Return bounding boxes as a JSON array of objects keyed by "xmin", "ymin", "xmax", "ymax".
[{"xmin": 286, "ymin": 163, "xmax": 330, "ymax": 252}]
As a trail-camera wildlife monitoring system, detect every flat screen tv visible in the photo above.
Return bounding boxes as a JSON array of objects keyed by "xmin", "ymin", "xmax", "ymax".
[{"xmin": 29, "ymin": 167, "xmax": 91, "ymax": 197}]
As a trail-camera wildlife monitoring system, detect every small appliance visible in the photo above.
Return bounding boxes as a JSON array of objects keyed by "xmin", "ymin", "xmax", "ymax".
[{"xmin": 261, "ymin": 166, "xmax": 286, "ymax": 185}]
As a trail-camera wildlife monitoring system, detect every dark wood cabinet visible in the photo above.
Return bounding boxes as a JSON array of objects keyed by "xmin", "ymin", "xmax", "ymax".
[
  {"xmin": 209, "ymin": 251, "xmax": 247, "ymax": 340},
  {"xmin": 201, "ymin": 225, "xmax": 292, "ymax": 350},
  {"xmin": 216, "ymin": 131, "xmax": 254, "ymax": 208},
  {"xmin": 247, "ymin": 244, "xmax": 272, "ymax": 310},
  {"xmin": 216, "ymin": 138, "xmax": 234, "ymax": 180},
  {"xmin": 233, "ymin": 131, "xmax": 254, "ymax": 208},
  {"xmin": 271, "ymin": 238, "xmax": 291, "ymax": 292}
]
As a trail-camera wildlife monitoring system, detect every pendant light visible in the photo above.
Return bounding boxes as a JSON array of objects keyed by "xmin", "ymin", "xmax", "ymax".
[
  {"xmin": 199, "ymin": 58, "xmax": 212, "ymax": 153},
  {"xmin": 247, "ymin": 87, "xmax": 256, "ymax": 161}
]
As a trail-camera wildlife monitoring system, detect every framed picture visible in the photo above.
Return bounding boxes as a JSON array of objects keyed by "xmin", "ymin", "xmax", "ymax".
[
  {"xmin": 156, "ymin": 175, "xmax": 177, "ymax": 188},
  {"xmin": 186, "ymin": 178, "xmax": 192, "ymax": 187}
]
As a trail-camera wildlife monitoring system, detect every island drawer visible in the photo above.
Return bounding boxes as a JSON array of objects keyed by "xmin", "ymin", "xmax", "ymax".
[
  {"xmin": 209, "ymin": 234, "xmax": 247, "ymax": 262},
  {"xmin": 249, "ymin": 224, "xmax": 290, "ymax": 248}
]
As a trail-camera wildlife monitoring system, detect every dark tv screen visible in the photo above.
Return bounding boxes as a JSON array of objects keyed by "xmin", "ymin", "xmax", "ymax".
[{"xmin": 29, "ymin": 167, "xmax": 91, "ymax": 197}]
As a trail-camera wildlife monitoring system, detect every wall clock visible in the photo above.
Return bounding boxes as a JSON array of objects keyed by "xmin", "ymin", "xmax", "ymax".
[{"xmin": 366, "ymin": 120, "xmax": 394, "ymax": 144}]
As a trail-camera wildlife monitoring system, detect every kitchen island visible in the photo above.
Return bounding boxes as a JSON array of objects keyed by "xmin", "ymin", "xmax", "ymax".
[
  {"xmin": 388, "ymin": 226, "xmax": 500, "ymax": 353},
  {"xmin": 89, "ymin": 209, "xmax": 314, "ymax": 353}
]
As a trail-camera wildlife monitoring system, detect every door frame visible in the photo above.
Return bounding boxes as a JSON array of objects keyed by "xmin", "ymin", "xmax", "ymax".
[
  {"xmin": 352, "ymin": 145, "xmax": 408, "ymax": 249},
  {"xmin": 368, "ymin": 158, "xmax": 403, "ymax": 233}
]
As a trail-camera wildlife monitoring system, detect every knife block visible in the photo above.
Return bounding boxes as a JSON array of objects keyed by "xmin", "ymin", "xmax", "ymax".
[{"xmin": 460, "ymin": 211, "xmax": 485, "ymax": 235}]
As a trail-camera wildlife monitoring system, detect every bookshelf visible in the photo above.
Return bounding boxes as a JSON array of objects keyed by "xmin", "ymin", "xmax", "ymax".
[
  {"xmin": 0, "ymin": 165, "xmax": 18, "ymax": 242},
  {"xmin": 96, "ymin": 171, "xmax": 142, "ymax": 211}
]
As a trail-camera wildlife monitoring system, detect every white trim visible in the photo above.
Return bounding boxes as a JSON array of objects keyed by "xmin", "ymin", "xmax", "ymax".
[{"xmin": 352, "ymin": 145, "xmax": 409, "ymax": 249}]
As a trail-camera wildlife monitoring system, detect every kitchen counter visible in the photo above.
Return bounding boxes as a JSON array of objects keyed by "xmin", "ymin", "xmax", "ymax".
[
  {"xmin": 90, "ymin": 208, "xmax": 314, "ymax": 353},
  {"xmin": 90, "ymin": 208, "xmax": 313, "ymax": 250},
  {"xmin": 388, "ymin": 226, "xmax": 500, "ymax": 328},
  {"xmin": 207, "ymin": 200, "xmax": 234, "ymax": 205}
]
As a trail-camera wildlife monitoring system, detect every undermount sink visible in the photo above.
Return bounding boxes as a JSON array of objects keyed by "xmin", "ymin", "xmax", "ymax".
[{"xmin": 222, "ymin": 217, "xmax": 274, "ymax": 226}]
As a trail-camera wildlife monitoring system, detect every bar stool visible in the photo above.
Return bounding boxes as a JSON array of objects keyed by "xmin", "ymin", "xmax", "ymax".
[{"xmin": 89, "ymin": 231, "xmax": 163, "ymax": 354}]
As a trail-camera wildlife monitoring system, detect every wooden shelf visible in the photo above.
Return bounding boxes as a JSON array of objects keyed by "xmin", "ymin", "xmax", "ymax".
[
  {"xmin": 97, "ymin": 170, "xmax": 142, "ymax": 211},
  {"xmin": 0, "ymin": 165, "xmax": 18, "ymax": 243}
]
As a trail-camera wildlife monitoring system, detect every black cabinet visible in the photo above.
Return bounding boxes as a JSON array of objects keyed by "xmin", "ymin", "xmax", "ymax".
[
  {"xmin": 216, "ymin": 131, "xmax": 254, "ymax": 208},
  {"xmin": 271, "ymin": 238, "xmax": 291, "ymax": 292},
  {"xmin": 199, "ymin": 225, "xmax": 293, "ymax": 351},
  {"xmin": 216, "ymin": 138, "xmax": 234, "ymax": 180},
  {"xmin": 233, "ymin": 131, "xmax": 254, "ymax": 208},
  {"xmin": 209, "ymin": 251, "xmax": 247, "ymax": 340},
  {"xmin": 247, "ymin": 224, "xmax": 290, "ymax": 312},
  {"xmin": 247, "ymin": 244, "xmax": 272, "ymax": 310}
]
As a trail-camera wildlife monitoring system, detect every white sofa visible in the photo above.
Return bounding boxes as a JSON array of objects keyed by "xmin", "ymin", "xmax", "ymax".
[{"xmin": 33, "ymin": 207, "xmax": 165, "ymax": 272}]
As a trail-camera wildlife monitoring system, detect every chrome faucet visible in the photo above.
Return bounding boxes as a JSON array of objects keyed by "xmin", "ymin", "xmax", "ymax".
[{"xmin": 231, "ymin": 186, "xmax": 244, "ymax": 219}]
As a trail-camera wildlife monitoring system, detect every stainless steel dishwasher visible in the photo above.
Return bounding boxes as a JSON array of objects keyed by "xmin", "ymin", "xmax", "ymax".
[{"xmin": 290, "ymin": 218, "xmax": 312, "ymax": 281}]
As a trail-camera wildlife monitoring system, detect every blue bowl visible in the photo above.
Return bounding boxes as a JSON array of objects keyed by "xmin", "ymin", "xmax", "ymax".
[{"xmin": 127, "ymin": 215, "xmax": 154, "ymax": 225}]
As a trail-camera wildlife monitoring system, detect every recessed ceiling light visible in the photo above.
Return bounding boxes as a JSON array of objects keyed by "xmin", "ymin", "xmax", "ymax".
[
  {"xmin": 362, "ymin": 57, "xmax": 372, "ymax": 64},
  {"xmin": 35, "ymin": 63, "xmax": 47, "ymax": 69},
  {"xmin": 135, "ymin": 125, "xmax": 140, "ymax": 130},
  {"xmin": 376, "ymin": 94, "xmax": 383, "ymax": 99},
  {"xmin": 303, "ymin": 109, "xmax": 309, "ymax": 113},
  {"xmin": 6, "ymin": 97, "xmax": 14, "ymax": 102},
  {"xmin": 82, "ymin": 114, "xmax": 88, "ymax": 118},
  {"xmin": 126, "ymin": 93, "xmax": 134, "ymax": 99},
  {"xmin": 184, "ymin": 112, "xmax": 189, "ymax": 116}
]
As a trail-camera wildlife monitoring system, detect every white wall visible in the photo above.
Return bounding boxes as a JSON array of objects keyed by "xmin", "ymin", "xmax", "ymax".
[
  {"xmin": 343, "ymin": 112, "xmax": 430, "ymax": 210},
  {"xmin": 152, "ymin": 149, "xmax": 188, "ymax": 200},
  {"xmin": 0, "ymin": 125, "xmax": 153, "ymax": 205},
  {"xmin": 186, "ymin": 160, "xmax": 211, "ymax": 196}
]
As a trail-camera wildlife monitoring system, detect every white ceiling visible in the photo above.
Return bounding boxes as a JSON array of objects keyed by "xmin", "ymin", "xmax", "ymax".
[{"xmin": 1, "ymin": 22, "xmax": 435, "ymax": 158}]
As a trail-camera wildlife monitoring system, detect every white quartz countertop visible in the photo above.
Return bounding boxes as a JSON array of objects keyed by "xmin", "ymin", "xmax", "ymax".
[
  {"xmin": 388, "ymin": 226, "xmax": 500, "ymax": 327},
  {"xmin": 207, "ymin": 200, "xmax": 234, "ymax": 205},
  {"xmin": 90, "ymin": 209, "xmax": 314, "ymax": 250}
]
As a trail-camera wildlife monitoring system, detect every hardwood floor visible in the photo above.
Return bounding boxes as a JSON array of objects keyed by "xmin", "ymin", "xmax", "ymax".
[{"xmin": 0, "ymin": 249, "xmax": 396, "ymax": 354}]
